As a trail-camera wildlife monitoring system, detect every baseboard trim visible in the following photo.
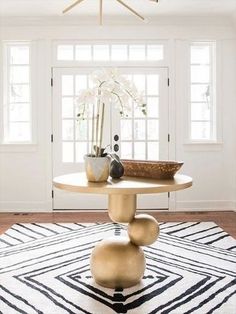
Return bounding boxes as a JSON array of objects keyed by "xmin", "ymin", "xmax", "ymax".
[
  {"xmin": 176, "ymin": 200, "xmax": 236, "ymax": 211},
  {"xmin": 0, "ymin": 200, "xmax": 235, "ymax": 213},
  {"xmin": 0, "ymin": 201, "xmax": 52, "ymax": 212}
]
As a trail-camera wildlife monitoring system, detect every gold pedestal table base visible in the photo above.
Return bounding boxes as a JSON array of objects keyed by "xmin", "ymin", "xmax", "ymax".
[
  {"xmin": 90, "ymin": 236, "xmax": 146, "ymax": 289},
  {"xmin": 53, "ymin": 173, "xmax": 192, "ymax": 289},
  {"xmin": 90, "ymin": 194, "xmax": 159, "ymax": 289}
]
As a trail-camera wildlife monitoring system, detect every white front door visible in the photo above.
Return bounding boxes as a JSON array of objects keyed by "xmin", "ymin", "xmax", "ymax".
[
  {"xmin": 111, "ymin": 68, "xmax": 169, "ymax": 209},
  {"xmin": 52, "ymin": 67, "xmax": 169, "ymax": 210}
]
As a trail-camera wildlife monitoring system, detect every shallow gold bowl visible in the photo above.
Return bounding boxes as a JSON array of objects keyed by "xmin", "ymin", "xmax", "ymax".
[{"xmin": 122, "ymin": 160, "xmax": 184, "ymax": 180}]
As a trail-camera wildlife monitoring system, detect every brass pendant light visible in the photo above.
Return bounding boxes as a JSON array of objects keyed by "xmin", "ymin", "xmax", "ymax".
[{"xmin": 62, "ymin": 0, "xmax": 159, "ymax": 25}]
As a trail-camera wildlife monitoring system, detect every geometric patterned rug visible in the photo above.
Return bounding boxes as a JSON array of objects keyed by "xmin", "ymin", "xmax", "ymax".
[{"xmin": 0, "ymin": 222, "xmax": 235, "ymax": 314}]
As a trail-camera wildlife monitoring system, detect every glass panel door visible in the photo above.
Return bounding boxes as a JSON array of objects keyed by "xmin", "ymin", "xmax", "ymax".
[
  {"xmin": 52, "ymin": 68, "xmax": 110, "ymax": 209},
  {"xmin": 111, "ymin": 68, "xmax": 169, "ymax": 209},
  {"xmin": 53, "ymin": 67, "xmax": 169, "ymax": 210}
]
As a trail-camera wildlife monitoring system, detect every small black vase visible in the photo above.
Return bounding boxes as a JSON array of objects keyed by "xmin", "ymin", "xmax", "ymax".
[{"xmin": 110, "ymin": 159, "xmax": 124, "ymax": 179}]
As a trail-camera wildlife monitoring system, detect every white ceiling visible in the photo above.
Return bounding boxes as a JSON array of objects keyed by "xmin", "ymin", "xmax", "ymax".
[{"xmin": 0, "ymin": 0, "xmax": 236, "ymax": 18}]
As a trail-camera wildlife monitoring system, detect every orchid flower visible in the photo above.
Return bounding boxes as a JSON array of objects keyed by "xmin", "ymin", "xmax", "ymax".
[{"xmin": 76, "ymin": 68, "xmax": 146, "ymax": 156}]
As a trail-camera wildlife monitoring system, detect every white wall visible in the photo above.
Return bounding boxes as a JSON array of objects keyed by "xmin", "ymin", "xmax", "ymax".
[
  {"xmin": 175, "ymin": 39, "xmax": 236, "ymax": 210},
  {"xmin": 0, "ymin": 40, "xmax": 52, "ymax": 211},
  {"xmin": 0, "ymin": 16, "xmax": 236, "ymax": 211}
]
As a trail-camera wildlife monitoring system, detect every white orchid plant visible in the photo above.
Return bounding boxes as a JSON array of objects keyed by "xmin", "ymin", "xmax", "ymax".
[{"xmin": 76, "ymin": 68, "xmax": 146, "ymax": 157}]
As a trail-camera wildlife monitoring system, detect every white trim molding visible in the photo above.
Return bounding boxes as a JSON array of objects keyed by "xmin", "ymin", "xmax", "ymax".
[
  {"xmin": 176, "ymin": 200, "xmax": 236, "ymax": 211},
  {"xmin": 0, "ymin": 201, "xmax": 52, "ymax": 212}
]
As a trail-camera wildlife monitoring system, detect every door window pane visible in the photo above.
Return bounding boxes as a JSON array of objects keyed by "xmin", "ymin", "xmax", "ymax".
[
  {"xmin": 76, "ymin": 120, "xmax": 88, "ymax": 141},
  {"xmin": 76, "ymin": 142, "xmax": 88, "ymax": 162},
  {"xmin": 147, "ymin": 97, "xmax": 159, "ymax": 117},
  {"xmin": 75, "ymin": 75, "xmax": 87, "ymax": 95},
  {"xmin": 121, "ymin": 120, "xmax": 132, "ymax": 140},
  {"xmin": 62, "ymin": 97, "xmax": 74, "ymax": 118},
  {"xmin": 62, "ymin": 142, "xmax": 74, "ymax": 162},
  {"xmin": 148, "ymin": 142, "xmax": 159, "ymax": 160},
  {"xmin": 147, "ymin": 120, "xmax": 159, "ymax": 140},
  {"xmin": 134, "ymin": 142, "xmax": 145, "ymax": 160},
  {"xmin": 62, "ymin": 120, "xmax": 74, "ymax": 141},
  {"xmin": 134, "ymin": 103, "xmax": 144, "ymax": 118},
  {"xmin": 62, "ymin": 75, "xmax": 74, "ymax": 96},
  {"xmin": 147, "ymin": 75, "xmax": 159, "ymax": 95},
  {"xmin": 76, "ymin": 103, "xmax": 93, "ymax": 119},
  {"xmin": 121, "ymin": 142, "xmax": 132, "ymax": 159},
  {"xmin": 134, "ymin": 120, "xmax": 145, "ymax": 140},
  {"xmin": 133, "ymin": 75, "xmax": 145, "ymax": 91},
  {"xmin": 125, "ymin": 100, "xmax": 133, "ymax": 118}
]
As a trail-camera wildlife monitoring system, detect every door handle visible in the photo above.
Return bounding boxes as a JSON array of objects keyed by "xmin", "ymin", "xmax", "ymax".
[
  {"xmin": 114, "ymin": 134, "xmax": 119, "ymax": 141},
  {"xmin": 114, "ymin": 144, "xmax": 119, "ymax": 152}
]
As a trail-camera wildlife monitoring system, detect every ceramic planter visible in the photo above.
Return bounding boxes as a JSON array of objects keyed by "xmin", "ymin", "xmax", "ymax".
[{"xmin": 84, "ymin": 155, "xmax": 110, "ymax": 182}]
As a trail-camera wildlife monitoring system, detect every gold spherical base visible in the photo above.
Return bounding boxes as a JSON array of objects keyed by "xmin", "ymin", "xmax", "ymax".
[
  {"xmin": 128, "ymin": 214, "xmax": 160, "ymax": 246},
  {"xmin": 90, "ymin": 237, "xmax": 146, "ymax": 289}
]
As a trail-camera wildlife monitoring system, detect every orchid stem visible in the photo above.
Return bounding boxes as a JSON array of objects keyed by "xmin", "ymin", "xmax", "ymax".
[
  {"xmin": 91, "ymin": 103, "xmax": 95, "ymax": 155},
  {"xmin": 98, "ymin": 102, "xmax": 105, "ymax": 157},
  {"xmin": 95, "ymin": 87, "xmax": 102, "ymax": 156}
]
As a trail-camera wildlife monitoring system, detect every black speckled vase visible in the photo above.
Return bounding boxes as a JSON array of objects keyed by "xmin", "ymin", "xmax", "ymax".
[{"xmin": 110, "ymin": 159, "xmax": 124, "ymax": 179}]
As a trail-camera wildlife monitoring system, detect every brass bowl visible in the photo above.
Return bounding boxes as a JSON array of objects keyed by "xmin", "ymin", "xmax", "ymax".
[{"xmin": 121, "ymin": 160, "xmax": 184, "ymax": 180}]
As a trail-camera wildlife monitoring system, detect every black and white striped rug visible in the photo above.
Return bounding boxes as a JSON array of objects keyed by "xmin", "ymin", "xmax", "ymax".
[{"xmin": 0, "ymin": 222, "xmax": 235, "ymax": 314}]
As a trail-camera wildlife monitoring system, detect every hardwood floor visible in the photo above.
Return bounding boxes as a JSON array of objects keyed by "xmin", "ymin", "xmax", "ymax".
[{"xmin": 0, "ymin": 211, "xmax": 236, "ymax": 238}]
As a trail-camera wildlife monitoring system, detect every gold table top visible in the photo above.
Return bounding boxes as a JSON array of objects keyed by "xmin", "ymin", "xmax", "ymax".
[{"xmin": 53, "ymin": 172, "xmax": 192, "ymax": 195}]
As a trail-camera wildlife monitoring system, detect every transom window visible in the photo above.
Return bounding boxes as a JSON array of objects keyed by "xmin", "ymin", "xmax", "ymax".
[
  {"xmin": 2, "ymin": 42, "xmax": 32, "ymax": 143},
  {"xmin": 56, "ymin": 43, "xmax": 164, "ymax": 62},
  {"xmin": 190, "ymin": 42, "xmax": 216, "ymax": 141}
]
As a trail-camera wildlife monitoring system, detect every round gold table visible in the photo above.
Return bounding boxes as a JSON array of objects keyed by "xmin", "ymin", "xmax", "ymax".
[{"xmin": 53, "ymin": 172, "xmax": 192, "ymax": 289}]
